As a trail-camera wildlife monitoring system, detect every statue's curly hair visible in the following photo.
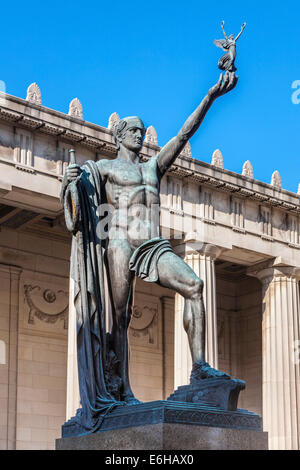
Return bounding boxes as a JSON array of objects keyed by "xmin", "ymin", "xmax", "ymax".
[
  {"xmin": 113, "ymin": 117, "xmax": 146, "ymax": 150},
  {"xmin": 113, "ymin": 119, "xmax": 127, "ymax": 148}
]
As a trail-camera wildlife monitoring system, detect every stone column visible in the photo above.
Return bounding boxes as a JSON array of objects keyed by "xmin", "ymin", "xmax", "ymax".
[
  {"xmin": 66, "ymin": 277, "xmax": 80, "ymax": 421},
  {"xmin": 174, "ymin": 239, "xmax": 221, "ymax": 388},
  {"xmin": 0, "ymin": 264, "xmax": 22, "ymax": 450},
  {"xmin": 7, "ymin": 267, "xmax": 22, "ymax": 450},
  {"xmin": 66, "ymin": 270, "xmax": 113, "ymax": 419},
  {"xmin": 161, "ymin": 296, "xmax": 175, "ymax": 399},
  {"xmin": 249, "ymin": 262, "xmax": 300, "ymax": 450}
]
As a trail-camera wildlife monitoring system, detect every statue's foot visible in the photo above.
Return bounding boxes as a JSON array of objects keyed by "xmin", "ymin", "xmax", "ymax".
[
  {"xmin": 190, "ymin": 361, "xmax": 231, "ymax": 383},
  {"xmin": 122, "ymin": 393, "xmax": 142, "ymax": 405}
]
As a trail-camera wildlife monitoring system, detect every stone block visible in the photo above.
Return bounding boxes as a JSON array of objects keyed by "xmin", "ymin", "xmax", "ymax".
[
  {"xmin": 32, "ymin": 401, "xmax": 65, "ymax": 417},
  {"xmin": 18, "ymin": 373, "xmax": 33, "ymax": 388},
  {"xmin": 0, "ymin": 413, "xmax": 7, "ymax": 426},
  {"xmin": 48, "ymin": 415, "xmax": 65, "ymax": 430},
  {"xmin": 16, "ymin": 427, "xmax": 31, "ymax": 442},
  {"xmin": 47, "ymin": 428, "xmax": 60, "ymax": 443},
  {"xmin": 48, "ymin": 389, "xmax": 66, "ymax": 404},
  {"xmin": 17, "ymin": 440, "xmax": 48, "ymax": 450},
  {"xmin": 19, "ymin": 346, "xmax": 33, "ymax": 361},
  {"xmin": 19, "ymin": 387, "xmax": 49, "ymax": 403},
  {"xmin": 56, "ymin": 421, "xmax": 267, "ymax": 450},
  {"xmin": 0, "ymin": 317, "xmax": 9, "ymax": 331},
  {"xmin": 17, "ymin": 400, "xmax": 32, "ymax": 414},
  {"xmin": 0, "ymin": 383, "xmax": 8, "ymax": 398},
  {"xmin": 49, "ymin": 364, "xmax": 66, "ymax": 378},
  {"xmin": 0, "ymin": 424, "xmax": 7, "ymax": 440},
  {"xmin": 0, "ymin": 439, "xmax": 6, "ymax": 450},
  {"xmin": 31, "ymin": 428, "xmax": 49, "ymax": 442},
  {"xmin": 18, "ymin": 413, "xmax": 48, "ymax": 429},
  {"xmin": 32, "ymin": 374, "xmax": 65, "ymax": 391},
  {"xmin": 19, "ymin": 359, "xmax": 49, "ymax": 376}
]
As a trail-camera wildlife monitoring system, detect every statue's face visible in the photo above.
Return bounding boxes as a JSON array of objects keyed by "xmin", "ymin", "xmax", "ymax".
[{"xmin": 122, "ymin": 126, "xmax": 144, "ymax": 152}]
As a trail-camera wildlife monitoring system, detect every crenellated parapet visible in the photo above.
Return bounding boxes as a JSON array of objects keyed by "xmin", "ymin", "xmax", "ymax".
[
  {"xmin": 68, "ymin": 98, "xmax": 83, "ymax": 120},
  {"xmin": 107, "ymin": 112, "xmax": 120, "ymax": 131},
  {"xmin": 211, "ymin": 149, "xmax": 223, "ymax": 168},
  {"xmin": 271, "ymin": 170, "xmax": 282, "ymax": 190},
  {"xmin": 145, "ymin": 125, "xmax": 158, "ymax": 146},
  {"xmin": 242, "ymin": 160, "xmax": 253, "ymax": 178},
  {"xmin": 26, "ymin": 83, "xmax": 42, "ymax": 105}
]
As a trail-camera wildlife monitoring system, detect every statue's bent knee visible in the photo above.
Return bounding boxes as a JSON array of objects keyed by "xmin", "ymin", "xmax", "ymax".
[{"xmin": 186, "ymin": 277, "xmax": 204, "ymax": 300}]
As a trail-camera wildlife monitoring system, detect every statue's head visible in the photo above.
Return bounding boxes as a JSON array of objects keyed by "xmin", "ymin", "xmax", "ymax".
[
  {"xmin": 228, "ymin": 34, "xmax": 234, "ymax": 40},
  {"xmin": 113, "ymin": 116, "xmax": 146, "ymax": 152}
]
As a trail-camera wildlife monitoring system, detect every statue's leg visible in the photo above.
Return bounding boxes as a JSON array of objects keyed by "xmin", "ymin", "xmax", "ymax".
[
  {"xmin": 156, "ymin": 251, "xmax": 205, "ymax": 363},
  {"xmin": 105, "ymin": 239, "xmax": 140, "ymax": 404},
  {"xmin": 156, "ymin": 251, "xmax": 229, "ymax": 380}
]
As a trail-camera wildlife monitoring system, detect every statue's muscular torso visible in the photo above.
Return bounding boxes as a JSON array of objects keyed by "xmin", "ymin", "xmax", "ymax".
[{"xmin": 97, "ymin": 156, "xmax": 161, "ymax": 249}]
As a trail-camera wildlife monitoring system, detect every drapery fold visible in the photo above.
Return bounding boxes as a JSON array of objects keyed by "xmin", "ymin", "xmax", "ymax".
[
  {"xmin": 62, "ymin": 160, "xmax": 124, "ymax": 433},
  {"xmin": 61, "ymin": 161, "xmax": 175, "ymax": 433},
  {"xmin": 129, "ymin": 237, "xmax": 173, "ymax": 282}
]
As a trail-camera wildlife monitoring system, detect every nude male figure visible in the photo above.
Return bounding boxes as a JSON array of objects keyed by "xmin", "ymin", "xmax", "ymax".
[{"xmin": 65, "ymin": 72, "xmax": 237, "ymax": 403}]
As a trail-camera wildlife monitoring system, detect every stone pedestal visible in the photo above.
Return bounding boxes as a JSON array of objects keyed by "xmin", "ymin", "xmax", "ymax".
[
  {"xmin": 56, "ymin": 422, "xmax": 267, "ymax": 450},
  {"xmin": 56, "ymin": 400, "xmax": 267, "ymax": 450}
]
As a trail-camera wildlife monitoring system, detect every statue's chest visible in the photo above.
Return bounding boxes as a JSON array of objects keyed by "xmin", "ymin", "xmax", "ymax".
[{"xmin": 108, "ymin": 161, "xmax": 158, "ymax": 188}]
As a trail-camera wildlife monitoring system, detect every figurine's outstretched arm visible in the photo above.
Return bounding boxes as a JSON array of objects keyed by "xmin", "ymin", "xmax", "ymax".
[
  {"xmin": 235, "ymin": 23, "xmax": 246, "ymax": 42},
  {"xmin": 157, "ymin": 72, "xmax": 238, "ymax": 175},
  {"xmin": 221, "ymin": 20, "xmax": 228, "ymax": 40}
]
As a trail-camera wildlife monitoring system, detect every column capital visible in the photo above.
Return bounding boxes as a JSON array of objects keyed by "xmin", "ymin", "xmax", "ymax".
[
  {"xmin": 0, "ymin": 264, "xmax": 22, "ymax": 280},
  {"xmin": 174, "ymin": 233, "xmax": 224, "ymax": 260},
  {"xmin": 247, "ymin": 257, "xmax": 300, "ymax": 284}
]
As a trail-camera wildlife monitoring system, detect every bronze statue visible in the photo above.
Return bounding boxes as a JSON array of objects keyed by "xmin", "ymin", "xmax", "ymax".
[
  {"xmin": 214, "ymin": 21, "xmax": 246, "ymax": 72},
  {"xmin": 61, "ymin": 53, "xmax": 239, "ymax": 433}
]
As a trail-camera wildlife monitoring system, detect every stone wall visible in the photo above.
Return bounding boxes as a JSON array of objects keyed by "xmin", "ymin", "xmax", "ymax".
[
  {"xmin": 0, "ymin": 264, "xmax": 21, "ymax": 450},
  {"xmin": 16, "ymin": 335, "xmax": 67, "ymax": 450},
  {"xmin": 236, "ymin": 277, "xmax": 262, "ymax": 416},
  {"xmin": 0, "ymin": 226, "xmax": 176, "ymax": 449},
  {"xmin": 217, "ymin": 275, "xmax": 262, "ymax": 416},
  {"xmin": 0, "ymin": 226, "xmax": 69, "ymax": 449}
]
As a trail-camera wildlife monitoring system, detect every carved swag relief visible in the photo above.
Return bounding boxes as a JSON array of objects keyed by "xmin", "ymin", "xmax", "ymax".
[
  {"xmin": 129, "ymin": 304, "xmax": 158, "ymax": 345},
  {"xmin": 24, "ymin": 284, "xmax": 68, "ymax": 329}
]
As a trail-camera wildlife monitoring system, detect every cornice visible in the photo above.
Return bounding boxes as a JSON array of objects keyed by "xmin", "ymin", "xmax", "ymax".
[
  {"xmin": 0, "ymin": 93, "xmax": 299, "ymax": 210},
  {"xmin": 166, "ymin": 166, "xmax": 300, "ymax": 214}
]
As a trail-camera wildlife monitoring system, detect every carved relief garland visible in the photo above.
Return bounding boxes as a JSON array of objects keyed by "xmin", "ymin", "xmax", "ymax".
[
  {"xmin": 129, "ymin": 304, "xmax": 158, "ymax": 344},
  {"xmin": 24, "ymin": 285, "xmax": 68, "ymax": 329}
]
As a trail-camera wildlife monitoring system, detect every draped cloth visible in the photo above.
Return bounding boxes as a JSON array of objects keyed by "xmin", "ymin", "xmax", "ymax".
[
  {"xmin": 213, "ymin": 38, "xmax": 237, "ymax": 72},
  {"xmin": 129, "ymin": 237, "xmax": 173, "ymax": 283},
  {"xmin": 61, "ymin": 160, "xmax": 175, "ymax": 433},
  {"xmin": 62, "ymin": 160, "xmax": 124, "ymax": 434}
]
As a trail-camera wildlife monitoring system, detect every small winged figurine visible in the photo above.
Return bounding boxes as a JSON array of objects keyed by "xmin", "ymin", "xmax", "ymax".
[{"xmin": 214, "ymin": 21, "xmax": 246, "ymax": 72}]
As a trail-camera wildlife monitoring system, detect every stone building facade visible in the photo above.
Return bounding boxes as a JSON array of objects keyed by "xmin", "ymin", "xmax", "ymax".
[{"xmin": 0, "ymin": 84, "xmax": 299, "ymax": 450}]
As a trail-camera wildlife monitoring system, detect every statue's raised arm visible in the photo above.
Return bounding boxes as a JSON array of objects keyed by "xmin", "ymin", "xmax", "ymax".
[
  {"xmin": 157, "ymin": 71, "xmax": 238, "ymax": 175},
  {"xmin": 221, "ymin": 20, "xmax": 228, "ymax": 39},
  {"xmin": 235, "ymin": 22, "xmax": 246, "ymax": 42}
]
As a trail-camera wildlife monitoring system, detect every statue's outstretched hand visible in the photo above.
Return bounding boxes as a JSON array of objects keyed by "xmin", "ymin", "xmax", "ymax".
[{"xmin": 208, "ymin": 72, "xmax": 238, "ymax": 99}]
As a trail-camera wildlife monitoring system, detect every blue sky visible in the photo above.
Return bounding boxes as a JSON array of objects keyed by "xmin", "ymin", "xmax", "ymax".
[{"xmin": 1, "ymin": 0, "xmax": 300, "ymax": 192}]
